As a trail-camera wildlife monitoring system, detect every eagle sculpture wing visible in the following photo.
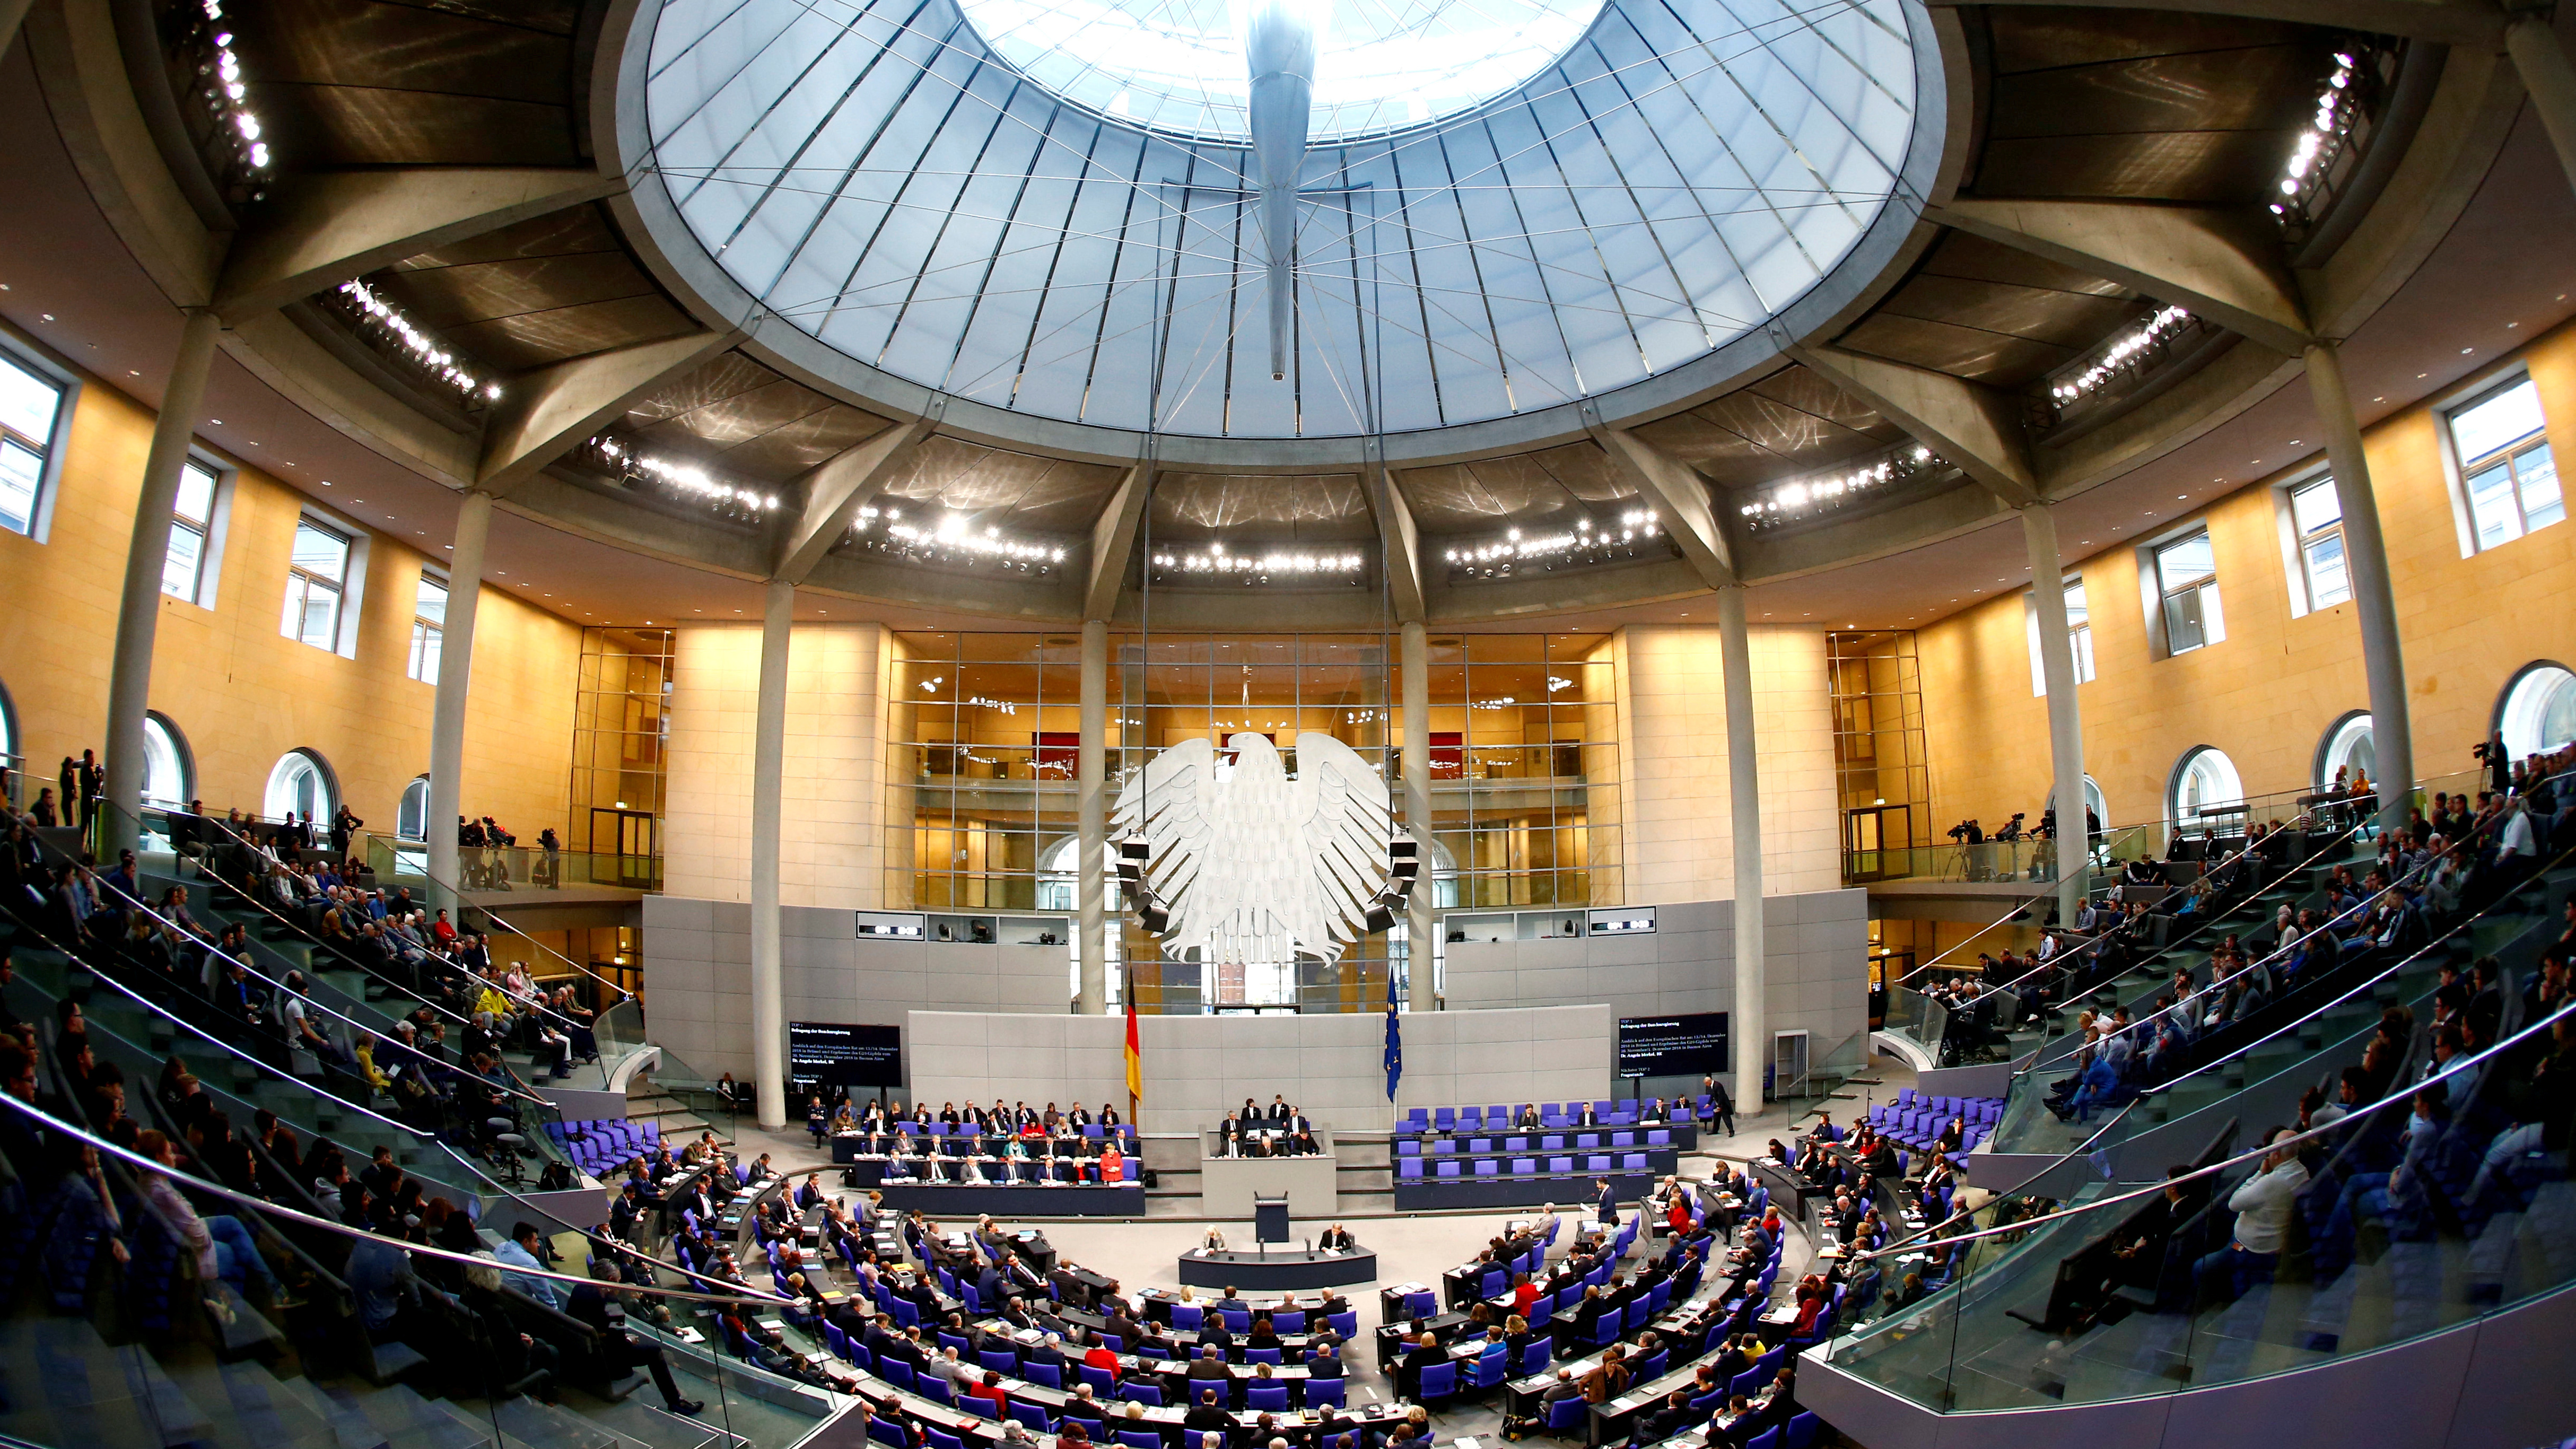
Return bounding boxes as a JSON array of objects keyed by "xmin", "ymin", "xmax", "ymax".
[
  {"xmin": 1290, "ymin": 731, "xmax": 1396, "ymax": 958},
  {"xmin": 1114, "ymin": 735, "xmax": 1219, "ymax": 952}
]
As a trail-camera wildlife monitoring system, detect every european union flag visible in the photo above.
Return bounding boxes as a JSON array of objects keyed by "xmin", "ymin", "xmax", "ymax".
[{"xmin": 1383, "ymin": 967, "xmax": 1403, "ymax": 1100}]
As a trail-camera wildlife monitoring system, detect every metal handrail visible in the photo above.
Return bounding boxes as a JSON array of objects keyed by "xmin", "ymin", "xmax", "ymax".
[
  {"xmin": 69, "ymin": 862, "xmax": 554, "ymax": 1109},
  {"xmin": 143, "ymin": 801, "xmax": 602, "ymax": 1036},
  {"xmin": 359, "ymin": 828, "xmax": 636, "ymax": 1005},
  {"xmin": 2061, "ymin": 833, "xmax": 2576, "ymax": 1154},
  {"xmin": 2008, "ymin": 819, "xmax": 2377, "ymax": 1077},
  {"xmin": 2073, "ymin": 773, "xmax": 2559, "ymax": 1058},
  {"xmin": 0, "ymin": 1088, "xmax": 796, "ymax": 1307},
  {"xmin": 1844, "ymin": 993, "xmax": 2573, "ymax": 1267}
]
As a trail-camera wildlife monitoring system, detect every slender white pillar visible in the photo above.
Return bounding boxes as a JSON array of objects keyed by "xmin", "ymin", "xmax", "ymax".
[
  {"xmin": 103, "ymin": 309, "xmax": 221, "ymax": 855},
  {"xmin": 2508, "ymin": 13, "xmax": 2576, "ymax": 199},
  {"xmin": 2304, "ymin": 342, "xmax": 2414, "ymax": 832},
  {"xmin": 1400, "ymin": 622, "xmax": 1433, "ymax": 1007},
  {"xmin": 425, "ymin": 489, "xmax": 493, "ymax": 908},
  {"xmin": 2021, "ymin": 503, "xmax": 2089, "ymax": 926},
  {"xmin": 1715, "ymin": 587, "xmax": 1765, "ymax": 1112},
  {"xmin": 1077, "ymin": 619, "xmax": 1108, "ymax": 1014},
  {"xmin": 749, "ymin": 579, "xmax": 793, "ymax": 1129}
]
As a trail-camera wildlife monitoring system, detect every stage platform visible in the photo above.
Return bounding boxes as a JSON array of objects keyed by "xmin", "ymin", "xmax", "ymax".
[{"xmin": 1393, "ymin": 1171, "xmax": 1653, "ymax": 1212}]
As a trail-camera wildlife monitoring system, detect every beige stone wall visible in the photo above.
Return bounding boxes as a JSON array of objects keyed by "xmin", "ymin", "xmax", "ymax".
[
  {"xmin": 1919, "ymin": 319, "xmax": 2576, "ymax": 831},
  {"xmin": 0, "ymin": 342, "xmax": 579, "ymax": 841},
  {"xmin": 662, "ymin": 621, "xmax": 891, "ymax": 906},
  {"xmin": 1613, "ymin": 623, "xmax": 1841, "ymax": 904}
]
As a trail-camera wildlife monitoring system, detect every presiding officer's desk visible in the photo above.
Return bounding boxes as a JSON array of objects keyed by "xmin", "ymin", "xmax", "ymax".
[
  {"xmin": 1201, "ymin": 1124, "xmax": 1339, "ymax": 1217},
  {"xmin": 1177, "ymin": 1244, "xmax": 1375, "ymax": 1291}
]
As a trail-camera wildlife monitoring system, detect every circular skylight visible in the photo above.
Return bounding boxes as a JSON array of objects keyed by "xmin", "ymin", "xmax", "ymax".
[
  {"xmin": 640, "ymin": 0, "xmax": 1926, "ymax": 442},
  {"xmin": 955, "ymin": 0, "xmax": 1611, "ymax": 141}
]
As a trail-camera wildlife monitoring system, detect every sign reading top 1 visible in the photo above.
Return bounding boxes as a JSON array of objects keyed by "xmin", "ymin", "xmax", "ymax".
[{"xmin": 1616, "ymin": 1012, "xmax": 1729, "ymax": 1079}]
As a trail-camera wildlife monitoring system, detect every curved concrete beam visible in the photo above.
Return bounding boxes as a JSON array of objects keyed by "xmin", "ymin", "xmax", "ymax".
[
  {"xmin": 476, "ymin": 329, "xmax": 739, "ymax": 496},
  {"xmin": 1924, "ymin": 199, "xmax": 2313, "ymax": 356},
  {"xmin": 1789, "ymin": 345, "xmax": 2042, "ymax": 506},
  {"xmin": 1585, "ymin": 411, "xmax": 1736, "ymax": 588},
  {"xmin": 772, "ymin": 417, "xmax": 930, "ymax": 586},
  {"xmin": 1085, "ymin": 462, "xmax": 1154, "ymax": 622},
  {"xmin": 217, "ymin": 168, "xmax": 624, "ymax": 322}
]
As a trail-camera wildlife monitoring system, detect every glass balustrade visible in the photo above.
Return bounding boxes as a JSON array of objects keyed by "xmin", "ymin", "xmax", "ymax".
[{"xmin": 1825, "ymin": 992, "xmax": 2576, "ymax": 1414}]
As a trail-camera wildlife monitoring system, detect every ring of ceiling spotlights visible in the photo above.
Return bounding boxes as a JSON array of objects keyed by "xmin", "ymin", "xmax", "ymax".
[{"xmin": 615, "ymin": 0, "xmax": 1943, "ymax": 467}]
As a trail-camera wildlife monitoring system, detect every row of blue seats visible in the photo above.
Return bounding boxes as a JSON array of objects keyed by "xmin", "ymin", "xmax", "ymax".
[
  {"xmin": 1398, "ymin": 1152, "xmax": 1655, "ymax": 1180},
  {"xmin": 1399, "ymin": 1097, "xmax": 1716, "ymax": 1133},
  {"xmin": 543, "ymin": 1116, "xmax": 660, "ymax": 1175},
  {"xmin": 1400, "ymin": 1129, "xmax": 1679, "ymax": 1154}
]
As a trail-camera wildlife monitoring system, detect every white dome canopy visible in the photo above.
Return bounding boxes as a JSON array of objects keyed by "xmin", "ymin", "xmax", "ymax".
[{"xmin": 642, "ymin": 0, "xmax": 1923, "ymax": 440}]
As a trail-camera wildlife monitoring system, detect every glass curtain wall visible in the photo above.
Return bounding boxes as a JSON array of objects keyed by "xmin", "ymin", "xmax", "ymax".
[
  {"xmin": 567, "ymin": 627, "xmax": 675, "ymax": 884},
  {"xmin": 1829, "ymin": 630, "xmax": 1932, "ymax": 882},
  {"xmin": 1420, "ymin": 633, "xmax": 1619, "ymax": 910},
  {"xmin": 886, "ymin": 631, "xmax": 1085, "ymax": 913},
  {"xmin": 884, "ymin": 630, "xmax": 1622, "ymax": 1012}
]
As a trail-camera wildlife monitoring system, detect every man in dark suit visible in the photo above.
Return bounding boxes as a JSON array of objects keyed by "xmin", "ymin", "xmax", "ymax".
[
  {"xmin": 1269, "ymin": 1095, "xmax": 1291, "ymax": 1121},
  {"xmin": 1595, "ymin": 1177, "xmax": 1620, "ymax": 1224},
  {"xmin": 1305, "ymin": 1341, "xmax": 1345, "ymax": 1382},
  {"xmin": 1186, "ymin": 1345, "xmax": 1233, "ymax": 1392},
  {"xmin": 1574, "ymin": 1102, "xmax": 1601, "ymax": 1128},
  {"xmin": 1182, "ymin": 1387, "xmax": 1234, "ymax": 1437},
  {"xmin": 1318, "ymin": 1224, "xmax": 1356, "ymax": 1251}
]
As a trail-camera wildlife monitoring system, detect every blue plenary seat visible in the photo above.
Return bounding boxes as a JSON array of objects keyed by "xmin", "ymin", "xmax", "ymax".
[
  {"xmin": 1304, "ymin": 1377, "xmax": 1346, "ymax": 1409},
  {"xmin": 1416, "ymin": 1361, "xmax": 1456, "ymax": 1404}
]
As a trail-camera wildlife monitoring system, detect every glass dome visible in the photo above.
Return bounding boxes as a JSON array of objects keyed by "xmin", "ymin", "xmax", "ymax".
[
  {"xmin": 642, "ymin": 0, "xmax": 1922, "ymax": 440},
  {"xmin": 954, "ymin": 0, "xmax": 1611, "ymax": 141}
]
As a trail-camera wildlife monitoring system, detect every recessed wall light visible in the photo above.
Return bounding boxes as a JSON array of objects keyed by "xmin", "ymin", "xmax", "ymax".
[
  {"xmin": 127, "ymin": 370, "xmax": 139, "ymax": 377},
  {"xmin": 38, "ymin": 313, "xmax": 52, "ymax": 321},
  {"xmin": 209, "ymin": 418, "xmax": 222, "ymax": 425},
  {"xmin": 2462, "ymin": 347, "xmax": 2476, "ymax": 355}
]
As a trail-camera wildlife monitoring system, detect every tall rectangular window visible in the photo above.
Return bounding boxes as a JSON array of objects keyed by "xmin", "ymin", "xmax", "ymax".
[
  {"xmin": 2450, "ymin": 377, "xmax": 2562, "ymax": 551},
  {"xmin": 0, "ymin": 351, "xmax": 67, "ymax": 536},
  {"xmin": 2027, "ymin": 578, "xmax": 2095, "ymax": 696},
  {"xmin": 408, "ymin": 572, "xmax": 447, "ymax": 683},
  {"xmin": 281, "ymin": 519, "xmax": 353, "ymax": 650},
  {"xmin": 162, "ymin": 460, "xmax": 219, "ymax": 601},
  {"xmin": 2290, "ymin": 475, "xmax": 2350, "ymax": 609},
  {"xmin": 2154, "ymin": 530, "xmax": 2225, "ymax": 656}
]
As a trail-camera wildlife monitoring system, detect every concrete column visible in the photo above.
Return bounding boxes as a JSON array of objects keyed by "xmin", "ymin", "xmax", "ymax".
[
  {"xmin": 1715, "ymin": 587, "xmax": 1765, "ymax": 1112},
  {"xmin": 2508, "ymin": 13, "xmax": 2576, "ymax": 199},
  {"xmin": 749, "ymin": 578, "xmax": 794, "ymax": 1130},
  {"xmin": 2020, "ymin": 503, "xmax": 2090, "ymax": 926},
  {"xmin": 425, "ymin": 488, "xmax": 493, "ymax": 909},
  {"xmin": 1076, "ymin": 619, "xmax": 1109, "ymax": 1014},
  {"xmin": 2304, "ymin": 342, "xmax": 2414, "ymax": 832},
  {"xmin": 1399, "ymin": 622, "xmax": 1433, "ymax": 1006},
  {"xmin": 103, "ymin": 309, "xmax": 221, "ymax": 856}
]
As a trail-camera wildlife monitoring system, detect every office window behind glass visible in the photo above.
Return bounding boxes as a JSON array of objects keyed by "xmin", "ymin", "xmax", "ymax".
[
  {"xmin": 2286, "ymin": 476, "xmax": 2349, "ymax": 610},
  {"xmin": 2026, "ymin": 578, "xmax": 2095, "ymax": 696},
  {"xmin": 2449, "ymin": 377, "xmax": 2562, "ymax": 552},
  {"xmin": 282, "ymin": 519, "xmax": 353, "ymax": 651},
  {"xmin": 0, "ymin": 350, "xmax": 67, "ymax": 537},
  {"xmin": 408, "ymin": 573, "xmax": 447, "ymax": 682},
  {"xmin": 162, "ymin": 460, "xmax": 222, "ymax": 603},
  {"xmin": 2153, "ymin": 531, "xmax": 2225, "ymax": 656}
]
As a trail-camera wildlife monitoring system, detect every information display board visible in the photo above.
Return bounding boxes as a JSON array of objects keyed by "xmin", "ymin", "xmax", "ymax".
[
  {"xmin": 789, "ymin": 1021, "xmax": 903, "ymax": 1089},
  {"xmin": 1616, "ymin": 1012, "xmax": 1729, "ymax": 1079}
]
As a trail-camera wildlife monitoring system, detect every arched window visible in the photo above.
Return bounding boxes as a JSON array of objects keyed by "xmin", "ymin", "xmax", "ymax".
[
  {"xmin": 141, "ymin": 712, "xmax": 192, "ymax": 807},
  {"xmin": 397, "ymin": 775, "xmax": 431, "ymax": 841},
  {"xmin": 2315, "ymin": 712, "xmax": 2374, "ymax": 792},
  {"xmin": 0, "ymin": 674, "xmax": 17, "ymax": 799},
  {"xmin": 2168, "ymin": 747, "xmax": 2244, "ymax": 829},
  {"xmin": 264, "ymin": 749, "xmax": 338, "ymax": 824},
  {"xmin": 2043, "ymin": 776, "xmax": 2111, "ymax": 832},
  {"xmin": 2497, "ymin": 663, "xmax": 2576, "ymax": 762}
]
